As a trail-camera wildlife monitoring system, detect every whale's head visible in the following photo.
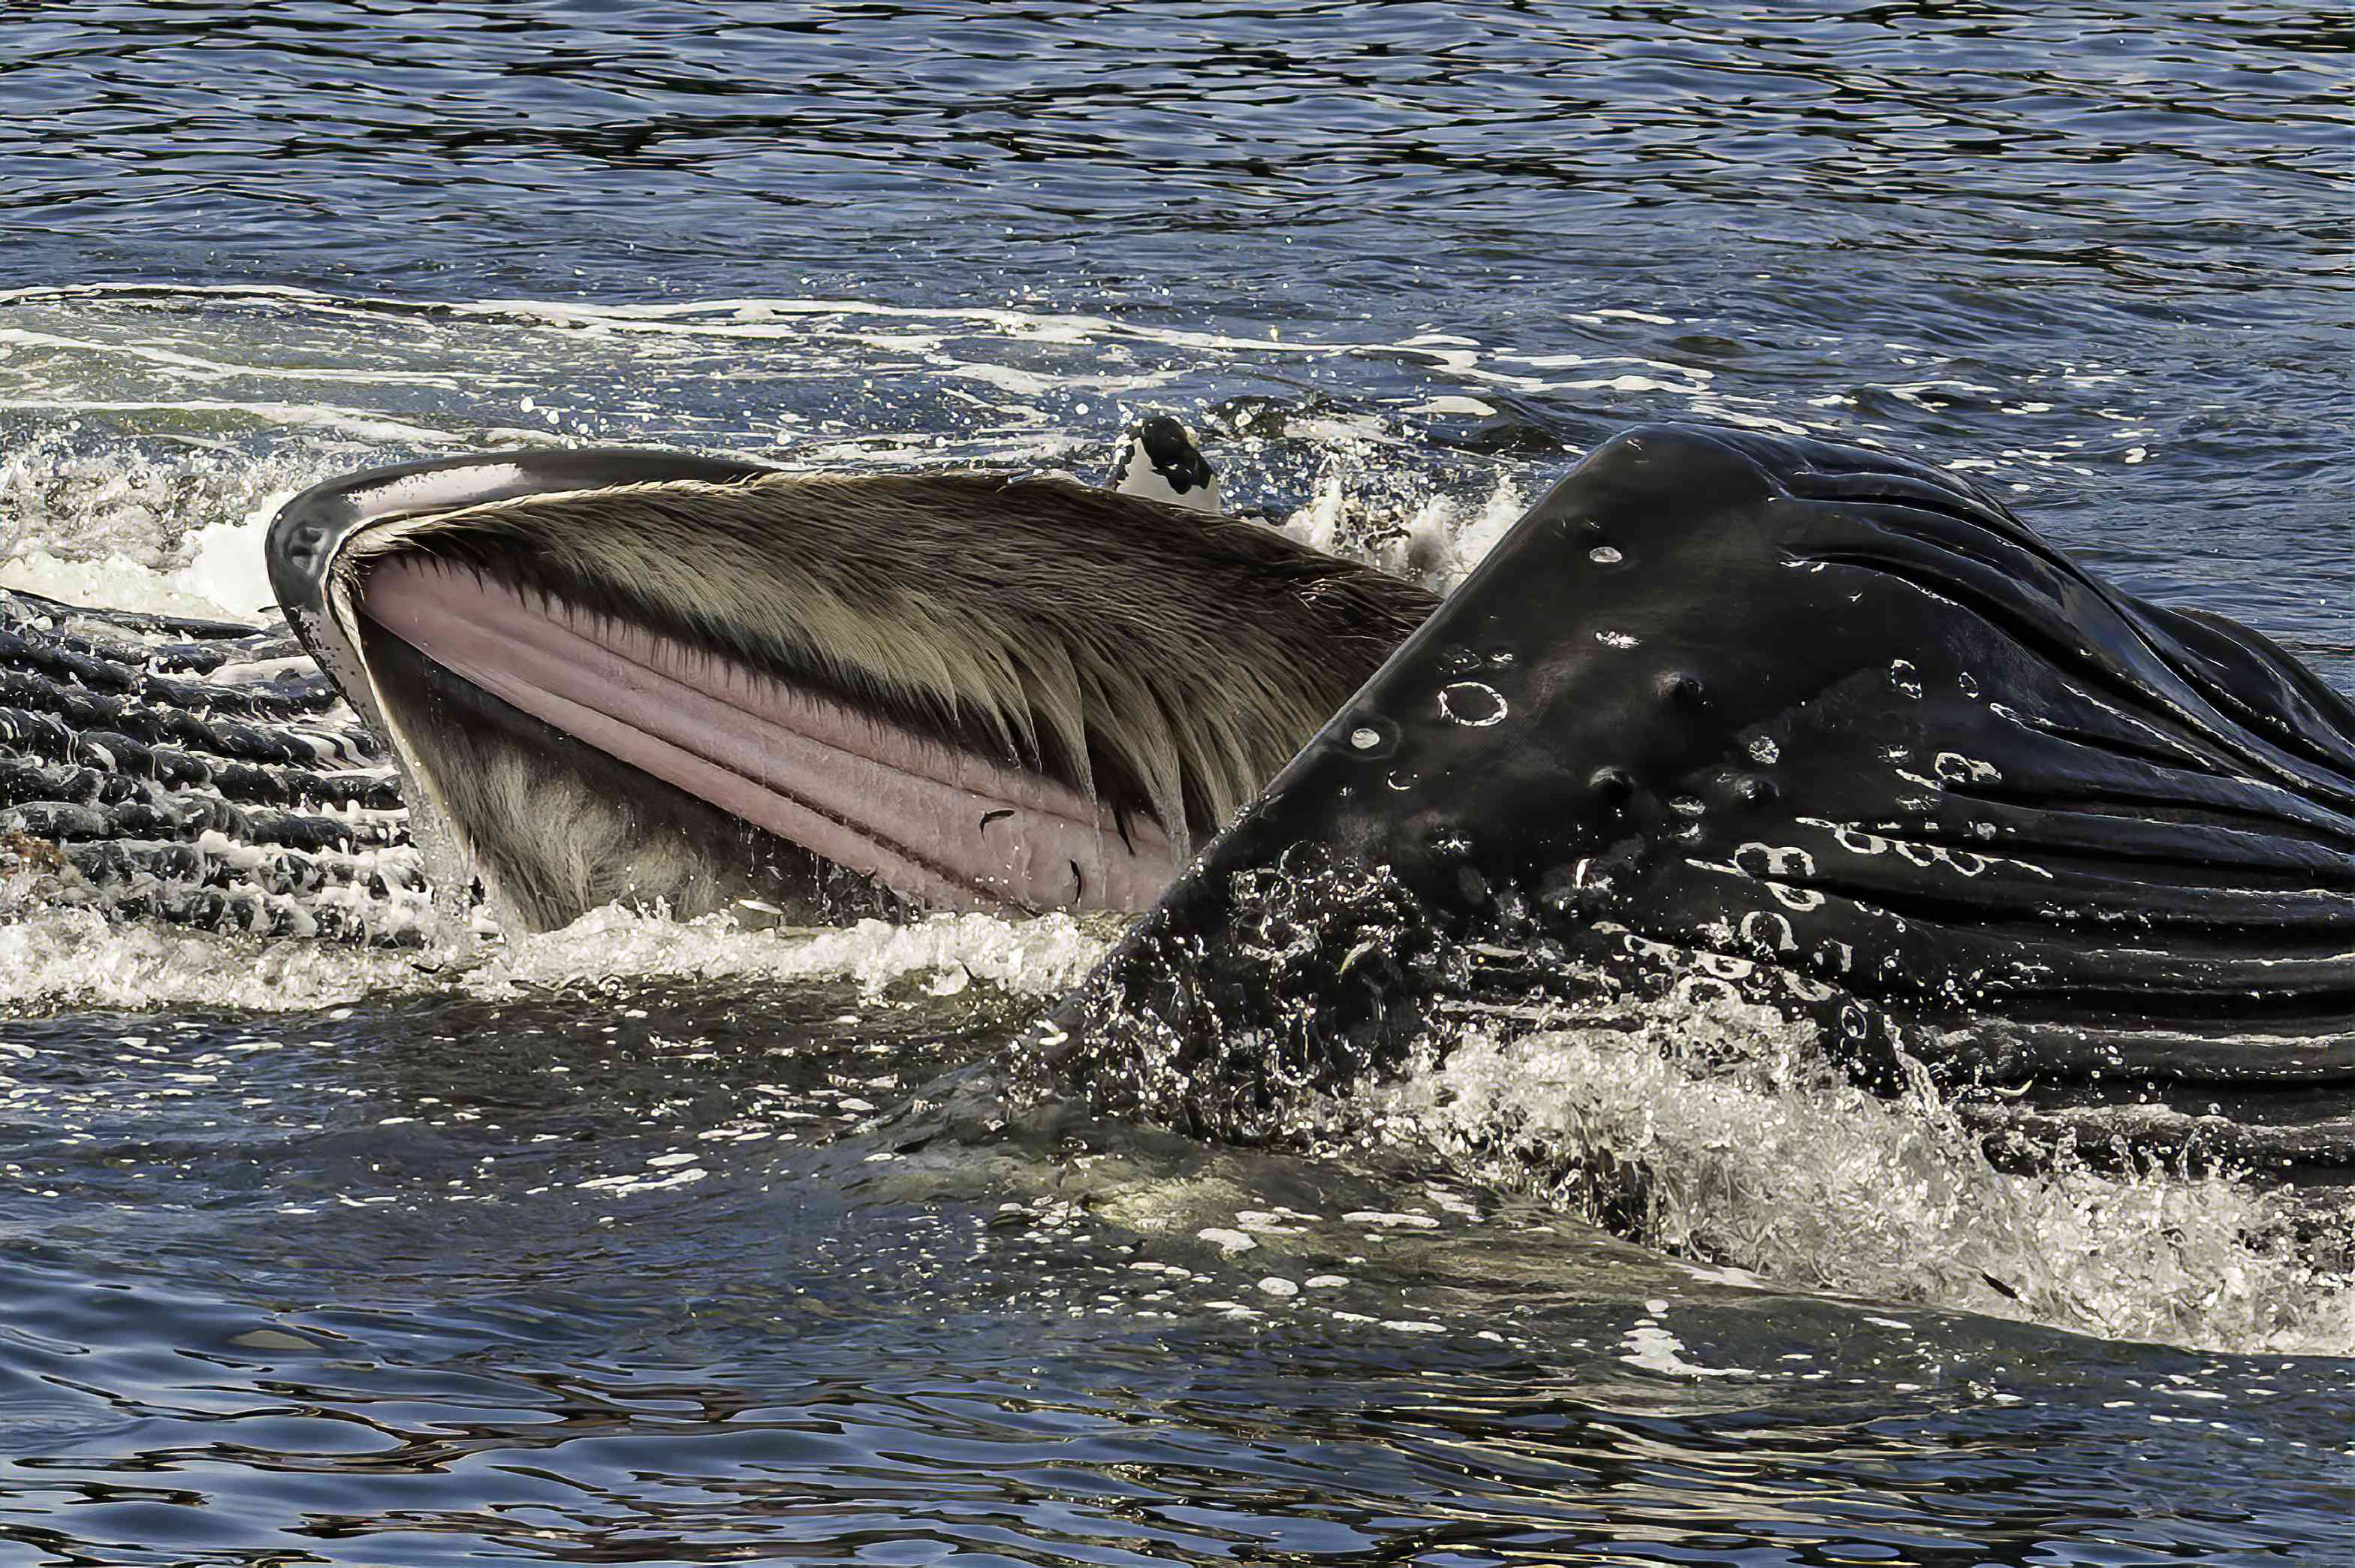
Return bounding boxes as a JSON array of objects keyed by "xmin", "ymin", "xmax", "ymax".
[
  {"xmin": 1036, "ymin": 425, "xmax": 2355, "ymax": 1142},
  {"xmin": 267, "ymin": 449, "xmax": 1435, "ymax": 933}
]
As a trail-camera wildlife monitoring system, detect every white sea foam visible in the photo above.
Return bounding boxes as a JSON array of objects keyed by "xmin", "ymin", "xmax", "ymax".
[
  {"xmin": 478, "ymin": 905, "xmax": 1118, "ymax": 1001},
  {"xmin": 0, "ymin": 434, "xmax": 335, "ymax": 620},
  {"xmin": 0, "ymin": 902, "xmax": 1117, "ymax": 1015},
  {"xmin": 1346, "ymin": 1006, "xmax": 2355, "ymax": 1358}
]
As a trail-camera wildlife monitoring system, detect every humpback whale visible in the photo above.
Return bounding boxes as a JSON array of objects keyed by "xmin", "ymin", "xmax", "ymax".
[
  {"xmin": 1025, "ymin": 426, "xmax": 2355, "ymax": 1171},
  {"xmin": 5, "ymin": 419, "xmax": 2348, "ymax": 1169}
]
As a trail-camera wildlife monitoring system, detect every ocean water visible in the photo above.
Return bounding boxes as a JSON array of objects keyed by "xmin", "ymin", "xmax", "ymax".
[{"xmin": 2, "ymin": 3, "xmax": 2352, "ymax": 1563}]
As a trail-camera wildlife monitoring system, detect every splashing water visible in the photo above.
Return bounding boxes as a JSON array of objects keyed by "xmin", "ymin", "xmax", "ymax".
[{"xmin": 1345, "ymin": 997, "xmax": 2355, "ymax": 1356}]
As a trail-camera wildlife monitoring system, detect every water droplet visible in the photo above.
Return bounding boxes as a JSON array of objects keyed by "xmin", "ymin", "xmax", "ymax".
[
  {"xmin": 1438, "ymin": 644, "xmax": 1482, "ymax": 674},
  {"xmin": 1386, "ymin": 770, "xmax": 1419, "ymax": 792},
  {"xmin": 1588, "ymin": 765, "xmax": 1635, "ymax": 803},
  {"xmin": 1438, "ymin": 681, "xmax": 1508, "ymax": 727},
  {"xmin": 1594, "ymin": 629, "xmax": 1640, "ymax": 650},
  {"xmin": 1588, "ymin": 545, "xmax": 1624, "ymax": 565}
]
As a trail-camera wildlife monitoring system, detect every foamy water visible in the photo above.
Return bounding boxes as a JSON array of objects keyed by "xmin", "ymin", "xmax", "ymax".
[{"xmin": 1350, "ymin": 1009, "xmax": 2355, "ymax": 1357}]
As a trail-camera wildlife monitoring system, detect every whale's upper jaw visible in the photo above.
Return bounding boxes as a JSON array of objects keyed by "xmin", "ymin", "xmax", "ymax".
[
  {"xmin": 266, "ymin": 449, "xmax": 1436, "ymax": 933},
  {"xmin": 1109, "ymin": 416, "xmax": 1220, "ymax": 513},
  {"xmin": 267, "ymin": 448, "xmax": 776, "ymax": 670}
]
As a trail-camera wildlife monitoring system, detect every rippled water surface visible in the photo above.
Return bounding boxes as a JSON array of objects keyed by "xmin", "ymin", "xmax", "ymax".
[{"xmin": 2, "ymin": 3, "xmax": 2351, "ymax": 1562}]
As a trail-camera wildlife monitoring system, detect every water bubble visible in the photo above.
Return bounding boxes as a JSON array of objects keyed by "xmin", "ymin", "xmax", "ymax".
[
  {"xmin": 1437, "ymin": 644, "xmax": 1482, "ymax": 674},
  {"xmin": 1439, "ymin": 681, "xmax": 1508, "ymax": 727}
]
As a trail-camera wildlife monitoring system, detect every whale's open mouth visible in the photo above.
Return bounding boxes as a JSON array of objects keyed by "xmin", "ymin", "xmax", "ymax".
[
  {"xmin": 266, "ymin": 451, "xmax": 1437, "ymax": 931},
  {"xmin": 356, "ymin": 555, "xmax": 1184, "ymax": 916}
]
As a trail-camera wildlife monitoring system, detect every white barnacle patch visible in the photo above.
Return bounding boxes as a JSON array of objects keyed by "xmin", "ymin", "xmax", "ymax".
[
  {"xmin": 1588, "ymin": 545, "xmax": 1624, "ymax": 565},
  {"xmin": 1698, "ymin": 951, "xmax": 1755, "ymax": 982},
  {"xmin": 1819, "ymin": 820, "xmax": 1891, "ymax": 857},
  {"xmin": 1739, "ymin": 909, "xmax": 1797, "ymax": 953},
  {"xmin": 1594, "ymin": 629, "xmax": 1640, "ymax": 649},
  {"xmin": 1438, "ymin": 681, "xmax": 1508, "ymax": 727},
  {"xmin": 1386, "ymin": 769, "xmax": 1419, "ymax": 792},
  {"xmin": 1747, "ymin": 735, "xmax": 1780, "ymax": 764},
  {"xmin": 1889, "ymin": 659, "xmax": 1923, "ymax": 698},
  {"xmin": 1672, "ymin": 974, "xmax": 1744, "ymax": 1011},
  {"xmin": 1349, "ymin": 726, "xmax": 1382, "ymax": 751},
  {"xmin": 1727, "ymin": 842, "xmax": 1826, "ymax": 912},
  {"xmin": 1799, "ymin": 816, "xmax": 2050, "ymax": 882},
  {"xmin": 1735, "ymin": 843, "xmax": 1817, "ymax": 882},
  {"xmin": 1935, "ymin": 751, "xmax": 2004, "ymax": 785},
  {"xmin": 1620, "ymin": 930, "xmax": 1679, "ymax": 962}
]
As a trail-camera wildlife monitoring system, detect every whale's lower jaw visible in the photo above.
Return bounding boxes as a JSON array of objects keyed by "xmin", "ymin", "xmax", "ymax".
[
  {"xmin": 354, "ymin": 557, "xmax": 1187, "ymax": 929},
  {"xmin": 357, "ymin": 624, "xmax": 900, "ymax": 930},
  {"xmin": 1033, "ymin": 424, "xmax": 2355, "ymax": 1170}
]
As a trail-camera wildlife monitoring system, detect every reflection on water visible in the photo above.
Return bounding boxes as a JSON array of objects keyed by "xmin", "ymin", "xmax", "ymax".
[
  {"xmin": 0, "ymin": 0, "xmax": 2350, "ymax": 1560},
  {"xmin": 2, "ymin": 975, "xmax": 2351, "ymax": 1562}
]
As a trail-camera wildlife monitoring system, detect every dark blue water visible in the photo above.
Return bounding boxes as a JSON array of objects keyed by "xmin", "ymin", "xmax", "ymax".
[{"xmin": 1, "ymin": 3, "xmax": 2351, "ymax": 1562}]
